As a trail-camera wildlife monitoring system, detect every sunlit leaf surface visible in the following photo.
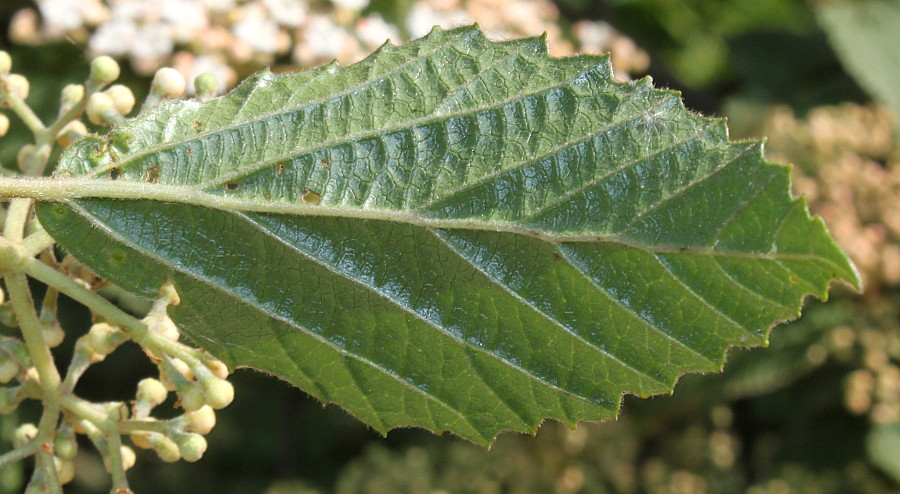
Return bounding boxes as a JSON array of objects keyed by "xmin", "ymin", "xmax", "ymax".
[{"xmin": 37, "ymin": 26, "xmax": 858, "ymax": 445}]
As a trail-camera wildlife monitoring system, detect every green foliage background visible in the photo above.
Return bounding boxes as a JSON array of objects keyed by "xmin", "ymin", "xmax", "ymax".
[{"xmin": 1, "ymin": 0, "xmax": 898, "ymax": 493}]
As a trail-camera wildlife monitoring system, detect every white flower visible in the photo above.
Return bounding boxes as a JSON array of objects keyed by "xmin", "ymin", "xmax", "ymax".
[
  {"xmin": 131, "ymin": 22, "xmax": 175, "ymax": 63},
  {"xmin": 232, "ymin": 5, "xmax": 282, "ymax": 54},
  {"xmin": 301, "ymin": 14, "xmax": 349, "ymax": 60},
  {"xmin": 38, "ymin": 0, "xmax": 85, "ymax": 32},
  {"xmin": 355, "ymin": 14, "xmax": 399, "ymax": 49},
  {"xmin": 89, "ymin": 18, "xmax": 137, "ymax": 56},
  {"xmin": 263, "ymin": 0, "xmax": 308, "ymax": 28},
  {"xmin": 162, "ymin": 0, "xmax": 209, "ymax": 43},
  {"xmin": 330, "ymin": 0, "xmax": 369, "ymax": 11},
  {"xmin": 406, "ymin": 3, "xmax": 469, "ymax": 39}
]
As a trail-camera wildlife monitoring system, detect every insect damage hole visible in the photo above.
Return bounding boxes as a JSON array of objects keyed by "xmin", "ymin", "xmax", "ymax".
[
  {"xmin": 301, "ymin": 189, "xmax": 321, "ymax": 205},
  {"xmin": 145, "ymin": 166, "xmax": 161, "ymax": 183},
  {"xmin": 224, "ymin": 181, "xmax": 242, "ymax": 192}
]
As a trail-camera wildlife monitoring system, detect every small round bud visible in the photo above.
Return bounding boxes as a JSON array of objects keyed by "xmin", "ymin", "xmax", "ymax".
[
  {"xmin": 90, "ymin": 56, "xmax": 120, "ymax": 85},
  {"xmin": 54, "ymin": 427, "xmax": 78, "ymax": 460},
  {"xmin": 86, "ymin": 92, "xmax": 117, "ymax": 126},
  {"xmin": 56, "ymin": 120, "xmax": 88, "ymax": 148},
  {"xmin": 176, "ymin": 433, "xmax": 207, "ymax": 462},
  {"xmin": 0, "ymin": 51, "xmax": 11, "ymax": 74},
  {"xmin": 121, "ymin": 445, "xmax": 136, "ymax": 471},
  {"xmin": 104, "ymin": 84, "xmax": 135, "ymax": 115},
  {"xmin": 0, "ymin": 386, "xmax": 21, "ymax": 414},
  {"xmin": 179, "ymin": 384, "xmax": 205, "ymax": 412},
  {"xmin": 55, "ymin": 457, "xmax": 75, "ymax": 484},
  {"xmin": 13, "ymin": 423, "xmax": 37, "ymax": 448},
  {"xmin": 186, "ymin": 405, "xmax": 216, "ymax": 434},
  {"xmin": 202, "ymin": 378, "xmax": 234, "ymax": 410},
  {"xmin": 136, "ymin": 378, "xmax": 168, "ymax": 407},
  {"xmin": 0, "ymin": 358, "xmax": 19, "ymax": 383},
  {"xmin": 42, "ymin": 323, "xmax": 65, "ymax": 348},
  {"xmin": 0, "ymin": 113, "xmax": 9, "ymax": 138},
  {"xmin": 5, "ymin": 74, "xmax": 29, "ymax": 101},
  {"xmin": 151, "ymin": 68, "xmax": 186, "ymax": 99},
  {"xmin": 60, "ymin": 84, "xmax": 84, "ymax": 106},
  {"xmin": 205, "ymin": 359, "xmax": 229, "ymax": 379},
  {"xmin": 151, "ymin": 434, "xmax": 181, "ymax": 463},
  {"xmin": 88, "ymin": 323, "xmax": 125, "ymax": 356},
  {"xmin": 194, "ymin": 73, "xmax": 219, "ymax": 100},
  {"xmin": 130, "ymin": 432, "xmax": 152, "ymax": 450},
  {"xmin": 169, "ymin": 358, "xmax": 193, "ymax": 380}
]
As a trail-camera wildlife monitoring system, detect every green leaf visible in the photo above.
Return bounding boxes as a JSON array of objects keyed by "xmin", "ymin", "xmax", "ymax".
[
  {"xmin": 816, "ymin": 0, "xmax": 900, "ymax": 120},
  {"xmin": 35, "ymin": 26, "xmax": 858, "ymax": 445}
]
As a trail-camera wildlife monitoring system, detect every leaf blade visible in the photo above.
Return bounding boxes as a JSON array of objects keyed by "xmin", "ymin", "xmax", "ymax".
[{"xmin": 37, "ymin": 26, "xmax": 858, "ymax": 444}]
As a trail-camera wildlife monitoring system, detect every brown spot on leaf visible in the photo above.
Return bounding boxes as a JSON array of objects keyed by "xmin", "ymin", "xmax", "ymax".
[
  {"xmin": 320, "ymin": 159, "xmax": 330, "ymax": 169},
  {"xmin": 224, "ymin": 181, "xmax": 242, "ymax": 191},
  {"xmin": 146, "ymin": 165, "xmax": 161, "ymax": 183},
  {"xmin": 109, "ymin": 167, "xmax": 121, "ymax": 180},
  {"xmin": 275, "ymin": 162, "xmax": 286, "ymax": 176},
  {"xmin": 192, "ymin": 121, "xmax": 203, "ymax": 132},
  {"xmin": 552, "ymin": 253, "xmax": 562, "ymax": 261}
]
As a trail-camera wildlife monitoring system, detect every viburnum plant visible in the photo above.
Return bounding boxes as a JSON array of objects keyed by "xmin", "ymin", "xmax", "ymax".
[{"xmin": 0, "ymin": 26, "xmax": 859, "ymax": 493}]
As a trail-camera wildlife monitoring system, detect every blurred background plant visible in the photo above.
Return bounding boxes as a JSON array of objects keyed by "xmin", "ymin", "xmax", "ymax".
[{"xmin": 0, "ymin": 0, "xmax": 897, "ymax": 493}]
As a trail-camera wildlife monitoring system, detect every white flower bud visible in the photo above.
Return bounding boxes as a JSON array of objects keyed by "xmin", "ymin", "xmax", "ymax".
[
  {"xmin": 202, "ymin": 378, "xmax": 234, "ymax": 410},
  {"xmin": 60, "ymin": 84, "xmax": 84, "ymax": 107},
  {"xmin": 176, "ymin": 433, "xmax": 207, "ymax": 463},
  {"xmin": 13, "ymin": 423, "xmax": 37, "ymax": 448},
  {"xmin": 136, "ymin": 378, "xmax": 168, "ymax": 407},
  {"xmin": 121, "ymin": 445, "xmax": 136, "ymax": 471},
  {"xmin": 5, "ymin": 74, "xmax": 29, "ymax": 101},
  {"xmin": 151, "ymin": 68, "xmax": 186, "ymax": 99},
  {"xmin": 90, "ymin": 56, "xmax": 120, "ymax": 86},
  {"xmin": 55, "ymin": 457, "xmax": 75, "ymax": 484},
  {"xmin": 205, "ymin": 359, "xmax": 229, "ymax": 379},
  {"xmin": 87, "ymin": 322, "xmax": 125, "ymax": 356},
  {"xmin": 186, "ymin": 405, "xmax": 216, "ymax": 434},
  {"xmin": 0, "ymin": 51, "xmax": 11, "ymax": 74},
  {"xmin": 42, "ymin": 323, "xmax": 65, "ymax": 348},
  {"xmin": 0, "ymin": 113, "xmax": 9, "ymax": 138},
  {"xmin": 151, "ymin": 434, "xmax": 181, "ymax": 463},
  {"xmin": 56, "ymin": 120, "xmax": 88, "ymax": 148},
  {"xmin": 130, "ymin": 432, "xmax": 153, "ymax": 450},
  {"xmin": 179, "ymin": 384, "xmax": 205, "ymax": 412},
  {"xmin": 194, "ymin": 73, "xmax": 219, "ymax": 101},
  {"xmin": 86, "ymin": 92, "xmax": 117, "ymax": 126},
  {"xmin": 104, "ymin": 84, "xmax": 135, "ymax": 115},
  {"xmin": 54, "ymin": 426, "xmax": 78, "ymax": 460},
  {"xmin": 0, "ymin": 357, "xmax": 19, "ymax": 383}
]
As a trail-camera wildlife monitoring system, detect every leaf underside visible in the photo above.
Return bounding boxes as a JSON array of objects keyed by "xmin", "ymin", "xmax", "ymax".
[{"xmin": 36, "ymin": 26, "xmax": 859, "ymax": 445}]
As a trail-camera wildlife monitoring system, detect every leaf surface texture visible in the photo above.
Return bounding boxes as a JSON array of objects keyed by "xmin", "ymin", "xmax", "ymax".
[{"xmin": 36, "ymin": 26, "xmax": 859, "ymax": 444}]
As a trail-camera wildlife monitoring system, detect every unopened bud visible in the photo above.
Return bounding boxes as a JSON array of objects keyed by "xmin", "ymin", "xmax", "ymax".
[
  {"xmin": 202, "ymin": 378, "xmax": 234, "ymax": 410},
  {"xmin": 105, "ymin": 84, "xmax": 135, "ymax": 115},
  {"xmin": 55, "ymin": 457, "xmax": 75, "ymax": 484},
  {"xmin": 194, "ymin": 73, "xmax": 219, "ymax": 101},
  {"xmin": 42, "ymin": 323, "xmax": 65, "ymax": 348},
  {"xmin": 136, "ymin": 377, "xmax": 168, "ymax": 407},
  {"xmin": 179, "ymin": 384, "xmax": 205, "ymax": 412},
  {"xmin": 90, "ymin": 56, "xmax": 120, "ymax": 86},
  {"xmin": 0, "ymin": 358, "xmax": 19, "ymax": 383},
  {"xmin": 205, "ymin": 359, "xmax": 229, "ymax": 379},
  {"xmin": 150, "ymin": 433, "xmax": 181, "ymax": 463},
  {"xmin": 88, "ymin": 323, "xmax": 127, "ymax": 356},
  {"xmin": 0, "ymin": 113, "xmax": 9, "ymax": 138},
  {"xmin": 0, "ymin": 51, "xmax": 10, "ymax": 74},
  {"xmin": 176, "ymin": 433, "xmax": 207, "ymax": 462},
  {"xmin": 121, "ymin": 446, "xmax": 136, "ymax": 470},
  {"xmin": 186, "ymin": 405, "xmax": 216, "ymax": 434},
  {"xmin": 0, "ymin": 386, "xmax": 21, "ymax": 414},
  {"xmin": 5, "ymin": 74, "xmax": 29, "ymax": 101},
  {"xmin": 56, "ymin": 120, "xmax": 88, "ymax": 148},
  {"xmin": 151, "ymin": 68, "xmax": 186, "ymax": 99},
  {"xmin": 13, "ymin": 422, "xmax": 37, "ymax": 448},
  {"xmin": 86, "ymin": 92, "xmax": 117, "ymax": 126},
  {"xmin": 54, "ymin": 425, "xmax": 78, "ymax": 460},
  {"xmin": 59, "ymin": 84, "xmax": 85, "ymax": 115},
  {"xmin": 130, "ymin": 432, "xmax": 152, "ymax": 450}
]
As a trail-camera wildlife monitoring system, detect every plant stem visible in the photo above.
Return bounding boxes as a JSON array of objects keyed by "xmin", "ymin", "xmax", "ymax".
[
  {"xmin": 0, "ymin": 439, "xmax": 38, "ymax": 468},
  {"xmin": 6, "ymin": 273, "xmax": 62, "ymax": 494},
  {"xmin": 24, "ymin": 259, "xmax": 203, "ymax": 365},
  {"xmin": 0, "ymin": 77, "xmax": 45, "ymax": 136},
  {"xmin": 2, "ymin": 199, "xmax": 31, "ymax": 242}
]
